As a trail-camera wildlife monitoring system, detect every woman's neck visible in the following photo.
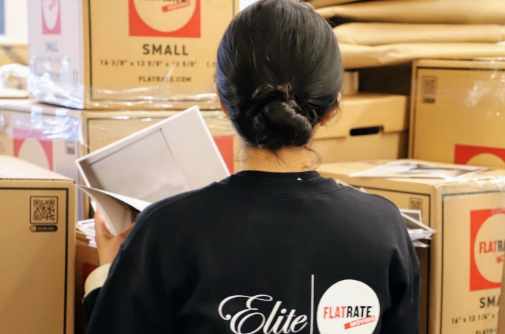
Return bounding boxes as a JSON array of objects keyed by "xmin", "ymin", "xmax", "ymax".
[{"xmin": 237, "ymin": 144, "xmax": 316, "ymax": 173}]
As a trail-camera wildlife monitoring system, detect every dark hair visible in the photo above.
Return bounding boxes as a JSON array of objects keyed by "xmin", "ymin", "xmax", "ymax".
[{"xmin": 216, "ymin": 0, "xmax": 343, "ymax": 151}]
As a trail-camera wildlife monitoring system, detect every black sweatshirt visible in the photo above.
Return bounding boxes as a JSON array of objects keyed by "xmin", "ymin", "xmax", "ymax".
[{"xmin": 84, "ymin": 171, "xmax": 420, "ymax": 334}]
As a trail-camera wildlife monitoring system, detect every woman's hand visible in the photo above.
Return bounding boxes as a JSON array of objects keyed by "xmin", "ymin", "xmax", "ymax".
[{"xmin": 94, "ymin": 208, "xmax": 135, "ymax": 266}]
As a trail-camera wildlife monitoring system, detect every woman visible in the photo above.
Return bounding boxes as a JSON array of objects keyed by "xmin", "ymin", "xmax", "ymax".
[{"xmin": 84, "ymin": 1, "xmax": 420, "ymax": 333}]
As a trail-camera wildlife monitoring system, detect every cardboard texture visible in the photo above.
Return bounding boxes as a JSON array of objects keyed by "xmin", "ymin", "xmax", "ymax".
[
  {"xmin": 410, "ymin": 59, "xmax": 505, "ymax": 169},
  {"xmin": 339, "ymin": 43, "xmax": 505, "ymax": 69},
  {"xmin": 341, "ymin": 71, "xmax": 359, "ymax": 96},
  {"xmin": 317, "ymin": 0, "xmax": 505, "ymax": 24},
  {"xmin": 334, "ymin": 23, "xmax": 505, "ymax": 46},
  {"xmin": 0, "ymin": 101, "xmax": 238, "ymax": 217},
  {"xmin": 27, "ymin": 0, "xmax": 239, "ymax": 109},
  {"xmin": 305, "ymin": 0, "xmax": 360, "ymax": 9},
  {"xmin": 318, "ymin": 160, "xmax": 505, "ymax": 334},
  {"xmin": 0, "ymin": 156, "xmax": 75, "ymax": 334},
  {"xmin": 311, "ymin": 94, "xmax": 409, "ymax": 163},
  {"xmin": 0, "ymin": 39, "xmax": 28, "ymax": 66}
]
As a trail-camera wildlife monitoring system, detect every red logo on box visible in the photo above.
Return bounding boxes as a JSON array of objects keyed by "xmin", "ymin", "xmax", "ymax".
[
  {"xmin": 129, "ymin": 0, "xmax": 200, "ymax": 37},
  {"xmin": 213, "ymin": 135, "xmax": 234, "ymax": 174},
  {"xmin": 455, "ymin": 144, "xmax": 505, "ymax": 166},
  {"xmin": 41, "ymin": 0, "xmax": 61, "ymax": 35},
  {"xmin": 470, "ymin": 208, "xmax": 505, "ymax": 291},
  {"xmin": 13, "ymin": 129, "xmax": 54, "ymax": 171}
]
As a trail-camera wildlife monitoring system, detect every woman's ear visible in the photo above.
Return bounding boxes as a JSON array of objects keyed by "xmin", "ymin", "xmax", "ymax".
[
  {"xmin": 320, "ymin": 93, "xmax": 342, "ymax": 126},
  {"xmin": 320, "ymin": 108, "xmax": 336, "ymax": 126},
  {"xmin": 214, "ymin": 83, "xmax": 230, "ymax": 118}
]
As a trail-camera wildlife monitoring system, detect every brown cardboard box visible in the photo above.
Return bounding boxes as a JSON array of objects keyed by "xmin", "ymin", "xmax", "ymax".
[
  {"xmin": 28, "ymin": 0, "xmax": 239, "ymax": 109},
  {"xmin": 338, "ymin": 43, "xmax": 505, "ymax": 69},
  {"xmin": 334, "ymin": 23, "xmax": 505, "ymax": 46},
  {"xmin": 317, "ymin": 0, "xmax": 505, "ymax": 24},
  {"xmin": 0, "ymin": 155, "xmax": 75, "ymax": 334},
  {"xmin": 311, "ymin": 94, "xmax": 409, "ymax": 163},
  {"xmin": 318, "ymin": 160, "xmax": 505, "ymax": 334},
  {"xmin": 410, "ymin": 59, "xmax": 505, "ymax": 169}
]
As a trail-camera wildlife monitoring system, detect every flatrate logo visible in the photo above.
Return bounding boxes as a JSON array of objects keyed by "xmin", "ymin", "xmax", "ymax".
[
  {"xmin": 471, "ymin": 208, "xmax": 505, "ymax": 291},
  {"xmin": 129, "ymin": 0, "xmax": 199, "ymax": 37}
]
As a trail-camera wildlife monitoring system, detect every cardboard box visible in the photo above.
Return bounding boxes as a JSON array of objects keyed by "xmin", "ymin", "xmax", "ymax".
[
  {"xmin": 318, "ymin": 160, "xmax": 505, "ymax": 334},
  {"xmin": 311, "ymin": 93, "xmax": 409, "ymax": 163},
  {"xmin": 0, "ymin": 101, "xmax": 238, "ymax": 217},
  {"xmin": 410, "ymin": 59, "xmax": 505, "ymax": 169},
  {"xmin": 27, "ymin": 0, "xmax": 239, "ymax": 109},
  {"xmin": 0, "ymin": 155, "xmax": 75, "ymax": 334}
]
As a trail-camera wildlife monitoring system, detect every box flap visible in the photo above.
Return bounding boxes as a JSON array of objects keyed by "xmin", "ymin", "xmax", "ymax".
[
  {"xmin": 318, "ymin": 159, "xmax": 505, "ymax": 187},
  {"xmin": 314, "ymin": 93, "xmax": 409, "ymax": 140},
  {"xmin": 415, "ymin": 58, "xmax": 505, "ymax": 70}
]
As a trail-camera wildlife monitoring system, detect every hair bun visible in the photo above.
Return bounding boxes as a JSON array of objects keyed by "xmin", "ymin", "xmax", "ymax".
[{"xmin": 251, "ymin": 95, "xmax": 314, "ymax": 150}]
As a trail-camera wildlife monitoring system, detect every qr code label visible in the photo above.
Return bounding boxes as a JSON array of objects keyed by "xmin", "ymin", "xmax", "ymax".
[
  {"xmin": 30, "ymin": 197, "xmax": 58, "ymax": 224},
  {"xmin": 421, "ymin": 76, "xmax": 437, "ymax": 103},
  {"xmin": 409, "ymin": 197, "xmax": 423, "ymax": 213}
]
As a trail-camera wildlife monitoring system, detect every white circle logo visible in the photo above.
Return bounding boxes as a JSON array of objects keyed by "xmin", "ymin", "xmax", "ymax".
[
  {"xmin": 467, "ymin": 153, "xmax": 505, "ymax": 169},
  {"xmin": 133, "ymin": 0, "xmax": 197, "ymax": 32},
  {"xmin": 317, "ymin": 280, "xmax": 380, "ymax": 334},
  {"xmin": 18, "ymin": 140, "xmax": 51, "ymax": 170},
  {"xmin": 474, "ymin": 213, "xmax": 505, "ymax": 283},
  {"xmin": 42, "ymin": 0, "xmax": 59, "ymax": 30}
]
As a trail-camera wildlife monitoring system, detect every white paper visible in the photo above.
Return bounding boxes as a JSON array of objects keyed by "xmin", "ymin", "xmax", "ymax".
[
  {"xmin": 399, "ymin": 209, "xmax": 436, "ymax": 246},
  {"xmin": 79, "ymin": 186, "xmax": 152, "ymax": 235},
  {"xmin": 333, "ymin": 180, "xmax": 436, "ymax": 247},
  {"xmin": 350, "ymin": 161, "xmax": 486, "ymax": 179}
]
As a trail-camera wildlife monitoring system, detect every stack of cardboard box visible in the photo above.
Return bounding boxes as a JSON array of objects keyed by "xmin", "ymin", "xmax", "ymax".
[
  {"xmin": 3, "ymin": 1, "xmax": 505, "ymax": 334},
  {"xmin": 317, "ymin": 57, "xmax": 505, "ymax": 334},
  {"xmin": 0, "ymin": 1, "xmax": 239, "ymax": 333},
  {"xmin": 311, "ymin": 2, "xmax": 505, "ymax": 332}
]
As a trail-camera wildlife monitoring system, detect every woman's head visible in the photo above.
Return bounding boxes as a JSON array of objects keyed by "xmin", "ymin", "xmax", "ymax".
[{"xmin": 216, "ymin": 0, "xmax": 343, "ymax": 151}]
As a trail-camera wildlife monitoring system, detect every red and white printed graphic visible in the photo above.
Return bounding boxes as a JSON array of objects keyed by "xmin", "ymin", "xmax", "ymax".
[
  {"xmin": 317, "ymin": 280, "xmax": 380, "ymax": 333},
  {"xmin": 455, "ymin": 144, "xmax": 505, "ymax": 168},
  {"xmin": 129, "ymin": 0, "xmax": 200, "ymax": 37},
  {"xmin": 213, "ymin": 135, "xmax": 234, "ymax": 173},
  {"xmin": 13, "ymin": 129, "xmax": 53, "ymax": 171},
  {"xmin": 470, "ymin": 208, "xmax": 505, "ymax": 291},
  {"xmin": 41, "ymin": 0, "xmax": 61, "ymax": 35}
]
